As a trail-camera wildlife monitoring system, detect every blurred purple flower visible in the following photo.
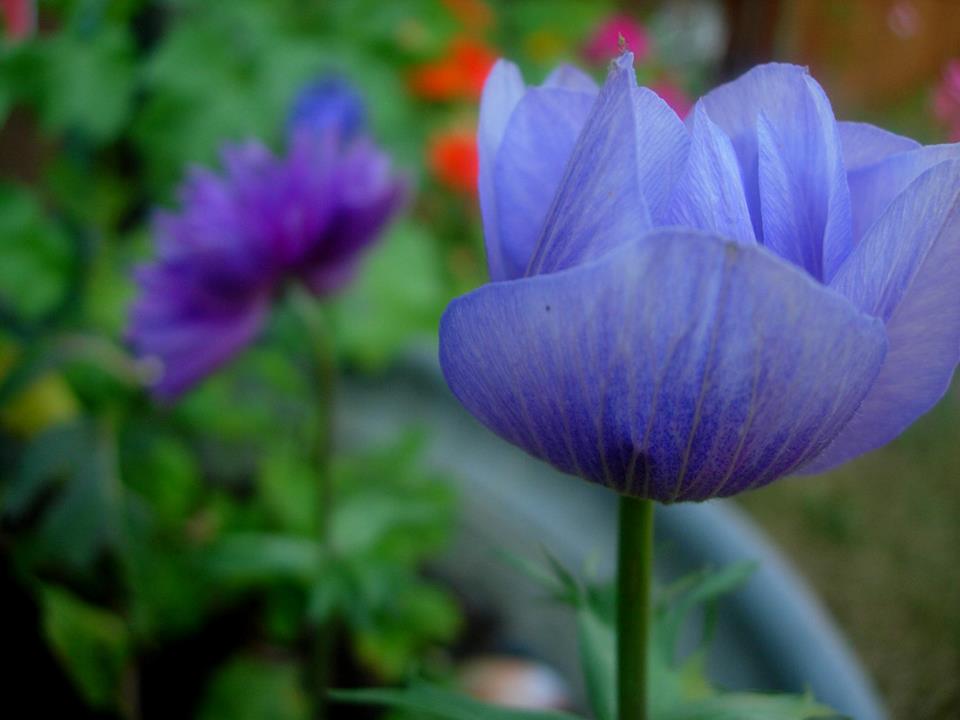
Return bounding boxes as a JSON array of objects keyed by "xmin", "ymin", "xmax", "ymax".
[
  {"xmin": 129, "ymin": 101, "xmax": 405, "ymax": 401},
  {"xmin": 442, "ymin": 52, "xmax": 960, "ymax": 501},
  {"xmin": 287, "ymin": 76, "xmax": 367, "ymax": 141},
  {"xmin": 583, "ymin": 14, "xmax": 650, "ymax": 64}
]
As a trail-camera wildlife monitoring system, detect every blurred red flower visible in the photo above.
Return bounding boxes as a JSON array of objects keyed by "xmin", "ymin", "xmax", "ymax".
[
  {"xmin": 408, "ymin": 37, "xmax": 496, "ymax": 102},
  {"xmin": 429, "ymin": 128, "xmax": 478, "ymax": 194},
  {"xmin": 1, "ymin": 0, "xmax": 34, "ymax": 41},
  {"xmin": 933, "ymin": 58, "xmax": 960, "ymax": 141},
  {"xmin": 583, "ymin": 13, "xmax": 650, "ymax": 64}
]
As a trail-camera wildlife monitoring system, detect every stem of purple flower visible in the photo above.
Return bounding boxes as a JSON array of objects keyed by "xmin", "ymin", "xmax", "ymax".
[
  {"xmin": 292, "ymin": 289, "xmax": 337, "ymax": 720},
  {"xmin": 617, "ymin": 495, "xmax": 654, "ymax": 720}
]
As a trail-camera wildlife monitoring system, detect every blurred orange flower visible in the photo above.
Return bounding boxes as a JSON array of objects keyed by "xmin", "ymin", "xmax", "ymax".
[
  {"xmin": 408, "ymin": 37, "xmax": 496, "ymax": 102},
  {"xmin": 429, "ymin": 128, "xmax": 478, "ymax": 194}
]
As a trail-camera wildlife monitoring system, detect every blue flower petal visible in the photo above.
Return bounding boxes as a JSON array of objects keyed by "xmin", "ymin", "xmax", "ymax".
[
  {"xmin": 439, "ymin": 229, "xmax": 887, "ymax": 501},
  {"xmin": 847, "ymin": 143, "xmax": 960, "ymax": 242},
  {"xmin": 698, "ymin": 63, "xmax": 809, "ymax": 237},
  {"xmin": 526, "ymin": 53, "xmax": 689, "ymax": 276},
  {"xmin": 803, "ymin": 159, "xmax": 960, "ymax": 473},
  {"xmin": 478, "ymin": 60, "xmax": 526, "ymax": 281},
  {"xmin": 699, "ymin": 65, "xmax": 853, "ymax": 279},
  {"xmin": 664, "ymin": 102, "xmax": 755, "ymax": 244},
  {"xmin": 544, "ymin": 64, "xmax": 599, "ymax": 92},
  {"xmin": 755, "ymin": 76, "xmax": 852, "ymax": 281},
  {"xmin": 837, "ymin": 121, "xmax": 919, "ymax": 171},
  {"xmin": 493, "ymin": 87, "xmax": 596, "ymax": 278}
]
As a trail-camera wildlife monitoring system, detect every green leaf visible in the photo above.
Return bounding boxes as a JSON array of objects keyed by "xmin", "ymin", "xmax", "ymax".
[
  {"xmin": 332, "ymin": 682, "xmax": 583, "ymax": 720},
  {"xmin": 0, "ymin": 184, "xmax": 72, "ymax": 323},
  {"xmin": 655, "ymin": 562, "xmax": 756, "ymax": 666},
  {"xmin": 204, "ymin": 532, "xmax": 321, "ymax": 586},
  {"xmin": 658, "ymin": 692, "xmax": 844, "ymax": 720},
  {"xmin": 37, "ymin": 26, "xmax": 136, "ymax": 142},
  {"xmin": 332, "ymin": 219, "xmax": 448, "ymax": 369},
  {"xmin": 198, "ymin": 655, "xmax": 310, "ymax": 720},
  {"xmin": 354, "ymin": 580, "xmax": 461, "ymax": 681},
  {"xmin": 575, "ymin": 596, "xmax": 616, "ymax": 720},
  {"xmin": 7, "ymin": 418, "xmax": 125, "ymax": 572},
  {"xmin": 41, "ymin": 585, "xmax": 131, "ymax": 710}
]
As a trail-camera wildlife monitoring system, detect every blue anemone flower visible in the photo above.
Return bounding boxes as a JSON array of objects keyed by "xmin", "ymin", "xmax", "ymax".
[{"xmin": 439, "ymin": 53, "xmax": 960, "ymax": 502}]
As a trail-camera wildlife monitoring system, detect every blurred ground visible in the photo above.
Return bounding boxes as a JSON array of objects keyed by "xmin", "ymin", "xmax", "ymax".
[{"xmin": 741, "ymin": 383, "xmax": 960, "ymax": 720}]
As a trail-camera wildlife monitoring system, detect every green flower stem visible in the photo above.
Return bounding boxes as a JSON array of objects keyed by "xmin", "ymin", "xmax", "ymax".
[
  {"xmin": 292, "ymin": 289, "xmax": 337, "ymax": 720},
  {"xmin": 617, "ymin": 495, "xmax": 654, "ymax": 720}
]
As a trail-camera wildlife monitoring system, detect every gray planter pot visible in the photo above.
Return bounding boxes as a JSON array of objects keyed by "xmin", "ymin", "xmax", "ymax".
[{"xmin": 338, "ymin": 351, "xmax": 887, "ymax": 720}]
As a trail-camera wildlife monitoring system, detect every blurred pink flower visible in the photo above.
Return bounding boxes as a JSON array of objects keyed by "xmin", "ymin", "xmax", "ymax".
[
  {"xmin": 1, "ymin": 0, "xmax": 34, "ymax": 41},
  {"xmin": 583, "ymin": 14, "xmax": 650, "ymax": 64},
  {"xmin": 933, "ymin": 59, "xmax": 960, "ymax": 142},
  {"xmin": 652, "ymin": 78, "xmax": 692, "ymax": 118}
]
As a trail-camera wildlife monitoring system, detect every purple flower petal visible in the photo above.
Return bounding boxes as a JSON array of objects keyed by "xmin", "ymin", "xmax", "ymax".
[
  {"xmin": 493, "ymin": 86, "xmax": 596, "ymax": 278},
  {"xmin": 440, "ymin": 229, "xmax": 887, "ymax": 501},
  {"xmin": 664, "ymin": 102, "xmax": 755, "ymax": 244},
  {"xmin": 526, "ymin": 53, "xmax": 689, "ymax": 276},
  {"xmin": 802, "ymin": 159, "xmax": 960, "ymax": 472},
  {"xmin": 837, "ymin": 121, "xmax": 919, "ymax": 171},
  {"xmin": 543, "ymin": 64, "xmax": 599, "ymax": 92},
  {"xmin": 478, "ymin": 60, "xmax": 526, "ymax": 281},
  {"xmin": 847, "ymin": 143, "xmax": 960, "ymax": 242},
  {"xmin": 755, "ymin": 76, "xmax": 852, "ymax": 280}
]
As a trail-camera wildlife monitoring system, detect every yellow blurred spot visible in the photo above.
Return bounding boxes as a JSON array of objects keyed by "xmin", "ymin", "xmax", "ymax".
[
  {"xmin": 524, "ymin": 30, "xmax": 566, "ymax": 65},
  {"xmin": 0, "ymin": 342, "xmax": 78, "ymax": 437}
]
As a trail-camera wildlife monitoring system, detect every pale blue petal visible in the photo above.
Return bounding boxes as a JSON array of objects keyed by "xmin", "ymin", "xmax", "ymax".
[
  {"xmin": 803, "ymin": 159, "xmax": 960, "ymax": 473},
  {"xmin": 493, "ymin": 87, "xmax": 597, "ymax": 278},
  {"xmin": 440, "ymin": 229, "xmax": 887, "ymax": 501},
  {"xmin": 664, "ymin": 102, "xmax": 755, "ymax": 244},
  {"xmin": 544, "ymin": 64, "xmax": 599, "ymax": 92},
  {"xmin": 526, "ymin": 53, "xmax": 689, "ymax": 276},
  {"xmin": 478, "ymin": 60, "xmax": 526, "ymax": 281},
  {"xmin": 755, "ymin": 76, "xmax": 852, "ymax": 281},
  {"xmin": 847, "ymin": 143, "xmax": 960, "ymax": 243},
  {"xmin": 698, "ymin": 63, "xmax": 810, "ymax": 238},
  {"xmin": 837, "ymin": 121, "xmax": 919, "ymax": 171}
]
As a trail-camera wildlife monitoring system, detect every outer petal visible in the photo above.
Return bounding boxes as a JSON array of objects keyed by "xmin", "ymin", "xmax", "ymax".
[
  {"xmin": 664, "ymin": 102, "xmax": 755, "ymax": 244},
  {"xmin": 493, "ymin": 87, "xmax": 596, "ymax": 277},
  {"xmin": 440, "ymin": 229, "xmax": 887, "ymax": 502},
  {"xmin": 526, "ymin": 53, "xmax": 689, "ymax": 276},
  {"xmin": 847, "ymin": 143, "xmax": 960, "ymax": 242},
  {"xmin": 837, "ymin": 121, "xmax": 919, "ymax": 172},
  {"xmin": 478, "ymin": 60, "xmax": 526, "ymax": 280},
  {"xmin": 802, "ymin": 159, "xmax": 960, "ymax": 473}
]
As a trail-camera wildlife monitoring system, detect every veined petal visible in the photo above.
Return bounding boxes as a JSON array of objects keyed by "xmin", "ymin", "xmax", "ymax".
[
  {"xmin": 440, "ymin": 229, "xmax": 887, "ymax": 502},
  {"xmin": 847, "ymin": 143, "xmax": 960, "ymax": 242},
  {"xmin": 664, "ymin": 102, "xmax": 755, "ymax": 244},
  {"xmin": 478, "ymin": 60, "xmax": 526, "ymax": 280},
  {"xmin": 698, "ymin": 63, "xmax": 810, "ymax": 238},
  {"xmin": 526, "ymin": 53, "xmax": 689, "ymax": 276},
  {"xmin": 837, "ymin": 121, "xmax": 920, "ymax": 172},
  {"xmin": 804, "ymin": 159, "xmax": 960, "ymax": 472},
  {"xmin": 544, "ymin": 64, "xmax": 599, "ymax": 92},
  {"xmin": 493, "ymin": 87, "xmax": 596, "ymax": 278},
  {"xmin": 755, "ymin": 76, "xmax": 852, "ymax": 281}
]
